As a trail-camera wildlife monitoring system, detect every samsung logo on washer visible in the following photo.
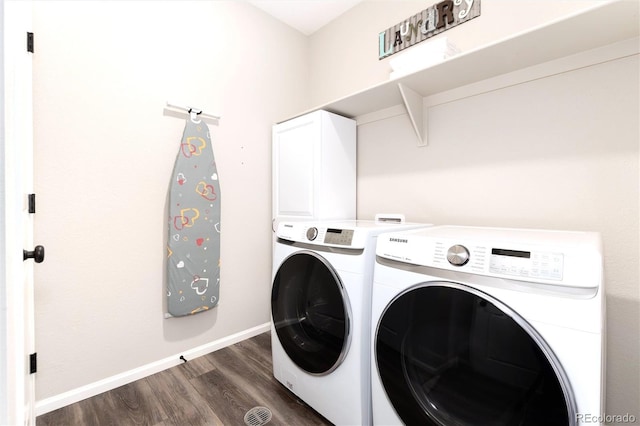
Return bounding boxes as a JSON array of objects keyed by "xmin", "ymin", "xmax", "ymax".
[
  {"xmin": 389, "ymin": 237, "xmax": 409, "ymax": 243},
  {"xmin": 378, "ymin": 0, "xmax": 480, "ymax": 59}
]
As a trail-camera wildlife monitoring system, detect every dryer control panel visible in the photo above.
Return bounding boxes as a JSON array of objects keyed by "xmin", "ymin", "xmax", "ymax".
[
  {"xmin": 304, "ymin": 226, "xmax": 355, "ymax": 246},
  {"xmin": 277, "ymin": 220, "xmax": 432, "ymax": 250},
  {"xmin": 323, "ymin": 228, "xmax": 355, "ymax": 246},
  {"xmin": 277, "ymin": 222, "xmax": 362, "ymax": 248}
]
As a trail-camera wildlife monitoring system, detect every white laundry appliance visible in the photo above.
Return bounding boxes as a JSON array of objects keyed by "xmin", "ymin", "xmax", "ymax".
[
  {"xmin": 371, "ymin": 225, "xmax": 605, "ymax": 426},
  {"xmin": 271, "ymin": 218, "xmax": 432, "ymax": 426}
]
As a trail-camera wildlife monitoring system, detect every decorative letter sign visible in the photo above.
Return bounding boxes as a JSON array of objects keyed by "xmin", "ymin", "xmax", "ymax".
[{"xmin": 379, "ymin": 0, "xmax": 480, "ymax": 59}]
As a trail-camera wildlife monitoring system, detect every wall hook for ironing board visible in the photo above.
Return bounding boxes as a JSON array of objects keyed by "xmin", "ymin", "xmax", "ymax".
[
  {"xmin": 165, "ymin": 101, "xmax": 221, "ymax": 124},
  {"xmin": 188, "ymin": 108, "xmax": 202, "ymax": 124}
]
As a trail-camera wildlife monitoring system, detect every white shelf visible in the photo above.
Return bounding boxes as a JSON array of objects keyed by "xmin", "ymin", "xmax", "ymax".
[{"xmin": 282, "ymin": 0, "xmax": 639, "ymax": 144}]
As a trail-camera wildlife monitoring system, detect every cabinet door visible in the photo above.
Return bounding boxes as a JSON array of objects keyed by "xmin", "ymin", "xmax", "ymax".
[{"xmin": 273, "ymin": 114, "xmax": 318, "ymax": 219}]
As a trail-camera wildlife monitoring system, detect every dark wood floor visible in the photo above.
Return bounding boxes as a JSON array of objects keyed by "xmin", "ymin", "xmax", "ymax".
[{"xmin": 37, "ymin": 332, "xmax": 332, "ymax": 426}]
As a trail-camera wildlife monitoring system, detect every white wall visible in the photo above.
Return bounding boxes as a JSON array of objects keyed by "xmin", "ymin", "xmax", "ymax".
[
  {"xmin": 32, "ymin": 0, "xmax": 308, "ymax": 404},
  {"xmin": 356, "ymin": 51, "xmax": 639, "ymax": 420},
  {"xmin": 0, "ymin": 0, "xmax": 7, "ymax": 421},
  {"xmin": 309, "ymin": 0, "xmax": 601, "ymax": 106},
  {"xmin": 311, "ymin": 0, "xmax": 639, "ymax": 419}
]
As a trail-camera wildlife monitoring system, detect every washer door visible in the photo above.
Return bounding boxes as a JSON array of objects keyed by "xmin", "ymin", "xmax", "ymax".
[
  {"xmin": 271, "ymin": 251, "xmax": 351, "ymax": 375},
  {"xmin": 375, "ymin": 283, "xmax": 576, "ymax": 426}
]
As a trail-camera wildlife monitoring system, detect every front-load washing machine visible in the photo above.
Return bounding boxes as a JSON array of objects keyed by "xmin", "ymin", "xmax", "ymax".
[
  {"xmin": 271, "ymin": 219, "xmax": 432, "ymax": 425},
  {"xmin": 371, "ymin": 225, "xmax": 605, "ymax": 426}
]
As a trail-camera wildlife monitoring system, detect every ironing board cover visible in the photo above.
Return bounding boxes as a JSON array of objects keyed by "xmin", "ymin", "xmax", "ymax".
[{"xmin": 167, "ymin": 117, "xmax": 220, "ymax": 316}]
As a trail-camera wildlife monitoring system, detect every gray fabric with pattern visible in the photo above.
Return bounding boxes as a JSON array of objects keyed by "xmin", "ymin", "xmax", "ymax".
[{"xmin": 167, "ymin": 117, "xmax": 221, "ymax": 316}]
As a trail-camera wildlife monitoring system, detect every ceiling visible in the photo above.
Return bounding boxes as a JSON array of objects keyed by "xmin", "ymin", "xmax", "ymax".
[{"xmin": 248, "ymin": 0, "xmax": 364, "ymax": 35}]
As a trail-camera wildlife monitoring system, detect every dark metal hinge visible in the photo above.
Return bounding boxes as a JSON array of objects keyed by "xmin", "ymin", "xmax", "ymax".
[
  {"xmin": 28, "ymin": 194, "xmax": 36, "ymax": 214},
  {"xmin": 30, "ymin": 353, "xmax": 37, "ymax": 374},
  {"xmin": 27, "ymin": 32, "xmax": 34, "ymax": 53}
]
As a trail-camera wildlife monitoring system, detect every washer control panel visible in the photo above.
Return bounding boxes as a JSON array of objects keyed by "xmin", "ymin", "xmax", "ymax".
[
  {"xmin": 489, "ymin": 248, "xmax": 563, "ymax": 281},
  {"xmin": 437, "ymin": 243, "xmax": 564, "ymax": 280},
  {"xmin": 432, "ymin": 241, "xmax": 488, "ymax": 274},
  {"xmin": 376, "ymin": 226, "xmax": 601, "ymax": 289},
  {"xmin": 447, "ymin": 245, "xmax": 470, "ymax": 266}
]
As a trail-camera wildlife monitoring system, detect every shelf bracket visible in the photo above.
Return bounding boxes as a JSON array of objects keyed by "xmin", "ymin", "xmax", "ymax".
[{"xmin": 398, "ymin": 83, "xmax": 426, "ymax": 147}]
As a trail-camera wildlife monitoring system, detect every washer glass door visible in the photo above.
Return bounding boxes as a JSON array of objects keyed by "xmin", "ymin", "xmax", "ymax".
[
  {"xmin": 375, "ymin": 283, "xmax": 575, "ymax": 426},
  {"xmin": 271, "ymin": 251, "xmax": 351, "ymax": 375}
]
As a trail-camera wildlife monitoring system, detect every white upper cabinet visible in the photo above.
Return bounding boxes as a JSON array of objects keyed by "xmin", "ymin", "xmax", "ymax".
[{"xmin": 273, "ymin": 110, "xmax": 356, "ymax": 223}]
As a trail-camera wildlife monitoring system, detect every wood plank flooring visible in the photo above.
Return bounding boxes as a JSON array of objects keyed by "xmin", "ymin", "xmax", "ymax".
[{"xmin": 37, "ymin": 332, "xmax": 332, "ymax": 426}]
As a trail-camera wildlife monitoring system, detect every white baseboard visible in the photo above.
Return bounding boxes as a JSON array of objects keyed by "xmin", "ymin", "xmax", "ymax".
[{"xmin": 35, "ymin": 322, "xmax": 271, "ymax": 416}]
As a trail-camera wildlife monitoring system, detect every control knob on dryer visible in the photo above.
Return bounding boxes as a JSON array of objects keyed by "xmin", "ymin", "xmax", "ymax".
[
  {"xmin": 447, "ymin": 244, "xmax": 470, "ymax": 266},
  {"xmin": 306, "ymin": 227, "xmax": 318, "ymax": 241}
]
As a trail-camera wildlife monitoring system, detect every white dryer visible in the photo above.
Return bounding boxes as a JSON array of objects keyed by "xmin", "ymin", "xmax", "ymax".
[
  {"xmin": 371, "ymin": 226, "xmax": 605, "ymax": 426},
  {"xmin": 271, "ymin": 219, "xmax": 432, "ymax": 426}
]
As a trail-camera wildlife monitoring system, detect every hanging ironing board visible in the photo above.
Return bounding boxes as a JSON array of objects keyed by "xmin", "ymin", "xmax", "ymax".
[{"xmin": 167, "ymin": 112, "xmax": 221, "ymax": 316}]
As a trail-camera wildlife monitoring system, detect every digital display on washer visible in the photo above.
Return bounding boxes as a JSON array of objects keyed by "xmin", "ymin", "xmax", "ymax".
[
  {"xmin": 490, "ymin": 248, "xmax": 564, "ymax": 281},
  {"xmin": 324, "ymin": 228, "xmax": 354, "ymax": 246},
  {"xmin": 491, "ymin": 248, "xmax": 531, "ymax": 258}
]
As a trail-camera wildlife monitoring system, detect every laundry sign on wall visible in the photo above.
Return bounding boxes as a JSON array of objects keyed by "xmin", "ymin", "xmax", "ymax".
[{"xmin": 379, "ymin": 0, "xmax": 480, "ymax": 59}]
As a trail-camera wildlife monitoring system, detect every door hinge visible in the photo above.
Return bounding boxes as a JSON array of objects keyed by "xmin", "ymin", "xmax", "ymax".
[
  {"xmin": 28, "ymin": 194, "xmax": 36, "ymax": 214},
  {"xmin": 29, "ymin": 353, "xmax": 37, "ymax": 374},
  {"xmin": 27, "ymin": 32, "xmax": 34, "ymax": 53}
]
